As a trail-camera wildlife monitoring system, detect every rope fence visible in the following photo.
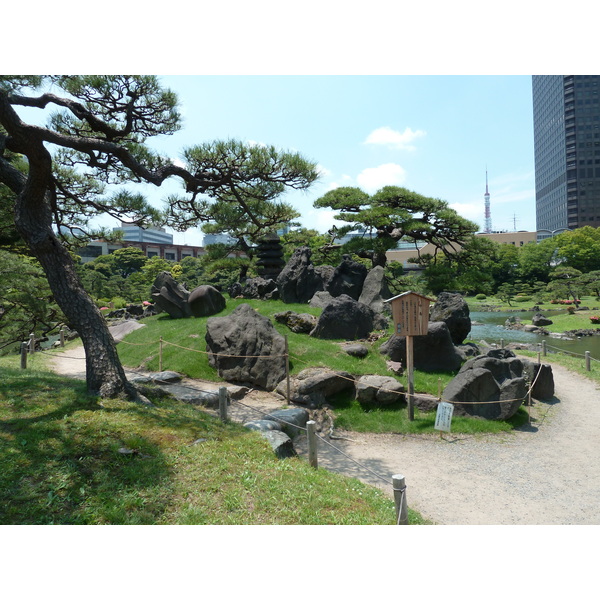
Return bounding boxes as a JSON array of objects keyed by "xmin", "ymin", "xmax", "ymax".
[
  {"xmin": 16, "ymin": 327, "xmax": 581, "ymax": 526},
  {"xmin": 538, "ymin": 339, "xmax": 598, "ymax": 371}
]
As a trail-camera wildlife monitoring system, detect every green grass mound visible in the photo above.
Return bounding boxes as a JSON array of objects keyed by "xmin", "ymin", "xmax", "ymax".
[
  {"xmin": 0, "ymin": 365, "xmax": 431, "ymax": 525},
  {"xmin": 116, "ymin": 298, "xmax": 529, "ymax": 435}
]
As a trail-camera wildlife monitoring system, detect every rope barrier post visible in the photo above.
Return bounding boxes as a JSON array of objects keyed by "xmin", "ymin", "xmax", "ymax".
[
  {"xmin": 585, "ymin": 351, "xmax": 591, "ymax": 372},
  {"xmin": 528, "ymin": 385, "xmax": 532, "ymax": 425},
  {"xmin": 438, "ymin": 378, "xmax": 443, "ymax": 439},
  {"xmin": 20, "ymin": 342, "xmax": 27, "ymax": 370},
  {"xmin": 60, "ymin": 326, "xmax": 65, "ymax": 348},
  {"xmin": 406, "ymin": 335, "xmax": 415, "ymax": 421},
  {"xmin": 159, "ymin": 337, "xmax": 163, "ymax": 373},
  {"xmin": 542, "ymin": 340, "xmax": 547, "ymax": 356},
  {"xmin": 307, "ymin": 420, "xmax": 318, "ymax": 469},
  {"xmin": 219, "ymin": 387, "xmax": 228, "ymax": 423},
  {"xmin": 29, "ymin": 333, "xmax": 35, "ymax": 355},
  {"xmin": 285, "ymin": 335, "xmax": 291, "ymax": 405},
  {"xmin": 392, "ymin": 474, "xmax": 408, "ymax": 525}
]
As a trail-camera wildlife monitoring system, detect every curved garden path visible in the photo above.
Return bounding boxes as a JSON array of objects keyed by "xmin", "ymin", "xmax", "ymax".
[{"xmin": 45, "ymin": 323, "xmax": 600, "ymax": 525}]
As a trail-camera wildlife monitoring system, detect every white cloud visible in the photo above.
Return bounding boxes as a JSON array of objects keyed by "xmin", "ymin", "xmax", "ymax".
[
  {"xmin": 299, "ymin": 208, "xmax": 340, "ymax": 233},
  {"xmin": 316, "ymin": 164, "xmax": 332, "ymax": 177},
  {"xmin": 449, "ymin": 202, "xmax": 483, "ymax": 223},
  {"xmin": 364, "ymin": 126, "xmax": 426, "ymax": 151},
  {"xmin": 247, "ymin": 139, "xmax": 268, "ymax": 148},
  {"xmin": 356, "ymin": 163, "xmax": 406, "ymax": 193}
]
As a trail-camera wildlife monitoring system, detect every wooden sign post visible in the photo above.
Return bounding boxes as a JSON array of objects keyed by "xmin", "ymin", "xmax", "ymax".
[{"xmin": 384, "ymin": 291, "xmax": 433, "ymax": 421}]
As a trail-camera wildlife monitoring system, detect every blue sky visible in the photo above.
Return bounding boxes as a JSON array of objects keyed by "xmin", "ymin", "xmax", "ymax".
[
  {"xmin": 8, "ymin": 2, "xmax": 599, "ymax": 250},
  {"xmin": 136, "ymin": 75, "xmax": 537, "ymax": 246}
]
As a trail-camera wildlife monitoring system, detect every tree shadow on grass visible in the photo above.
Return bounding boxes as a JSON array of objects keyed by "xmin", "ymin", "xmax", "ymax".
[{"xmin": 0, "ymin": 371, "xmax": 177, "ymax": 525}]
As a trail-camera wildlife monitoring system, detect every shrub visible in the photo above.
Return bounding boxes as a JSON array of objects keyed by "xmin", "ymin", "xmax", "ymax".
[
  {"xmin": 475, "ymin": 294, "xmax": 487, "ymax": 300},
  {"xmin": 111, "ymin": 297, "xmax": 127, "ymax": 309},
  {"xmin": 590, "ymin": 316, "xmax": 600, "ymax": 324},
  {"xmin": 513, "ymin": 296, "xmax": 531, "ymax": 303}
]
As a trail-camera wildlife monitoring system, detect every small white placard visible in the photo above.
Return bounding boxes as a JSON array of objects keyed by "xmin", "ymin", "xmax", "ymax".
[{"xmin": 434, "ymin": 402, "xmax": 454, "ymax": 432}]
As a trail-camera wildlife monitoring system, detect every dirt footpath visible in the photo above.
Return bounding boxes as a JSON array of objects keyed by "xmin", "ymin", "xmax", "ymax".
[
  {"xmin": 45, "ymin": 327, "xmax": 600, "ymax": 525},
  {"xmin": 295, "ymin": 363, "xmax": 600, "ymax": 525}
]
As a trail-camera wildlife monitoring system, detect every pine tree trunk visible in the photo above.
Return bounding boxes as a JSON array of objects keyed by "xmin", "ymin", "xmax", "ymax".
[{"xmin": 13, "ymin": 163, "xmax": 146, "ymax": 402}]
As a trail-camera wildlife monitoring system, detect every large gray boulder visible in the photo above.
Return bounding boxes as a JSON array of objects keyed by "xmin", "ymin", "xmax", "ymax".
[
  {"xmin": 239, "ymin": 277, "xmax": 279, "ymax": 300},
  {"xmin": 532, "ymin": 313, "xmax": 553, "ymax": 327},
  {"xmin": 521, "ymin": 360, "xmax": 555, "ymax": 400},
  {"xmin": 188, "ymin": 285, "xmax": 226, "ymax": 318},
  {"xmin": 310, "ymin": 294, "xmax": 375, "ymax": 340},
  {"xmin": 326, "ymin": 254, "xmax": 368, "ymax": 300},
  {"xmin": 276, "ymin": 247, "xmax": 325, "ymax": 303},
  {"xmin": 275, "ymin": 367, "xmax": 355, "ymax": 407},
  {"xmin": 205, "ymin": 303, "xmax": 287, "ymax": 391},
  {"xmin": 274, "ymin": 310, "xmax": 317, "ymax": 334},
  {"xmin": 260, "ymin": 430, "xmax": 297, "ymax": 459},
  {"xmin": 442, "ymin": 349, "xmax": 526, "ymax": 420},
  {"xmin": 355, "ymin": 375, "xmax": 405, "ymax": 407},
  {"xmin": 263, "ymin": 408, "xmax": 310, "ymax": 438},
  {"xmin": 309, "ymin": 291, "xmax": 335, "ymax": 309},
  {"xmin": 358, "ymin": 266, "xmax": 392, "ymax": 314},
  {"xmin": 429, "ymin": 292, "xmax": 471, "ymax": 345},
  {"xmin": 379, "ymin": 321, "xmax": 463, "ymax": 372},
  {"xmin": 151, "ymin": 271, "xmax": 192, "ymax": 318}
]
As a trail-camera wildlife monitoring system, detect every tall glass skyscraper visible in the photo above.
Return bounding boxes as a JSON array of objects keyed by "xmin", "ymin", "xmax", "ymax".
[{"xmin": 532, "ymin": 75, "xmax": 600, "ymax": 238}]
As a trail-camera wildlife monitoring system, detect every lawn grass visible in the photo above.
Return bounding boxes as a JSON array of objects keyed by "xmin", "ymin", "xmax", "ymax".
[
  {"xmin": 328, "ymin": 389, "xmax": 529, "ymax": 434},
  {"xmin": 0, "ymin": 362, "xmax": 432, "ymax": 525},
  {"xmin": 116, "ymin": 298, "xmax": 529, "ymax": 435}
]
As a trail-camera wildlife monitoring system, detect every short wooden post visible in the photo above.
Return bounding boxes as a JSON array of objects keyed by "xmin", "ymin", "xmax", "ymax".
[
  {"xmin": 406, "ymin": 336, "xmax": 415, "ymax": 421},
  {"xmin": 537, "ymin": 351, "xmax": 541, "ymax": 365},
  {"xmin": 307, "ymin": 420, "xmax": 318, "ymax": 469},
  {"xmin": 219, "ymin": 387, "xmax": 228, "ymax": 422},
  {"xmin": 585, "ymin": 351, "xmax": 591, "ymax": 372},
  {"xmin": 60, "ymin": 326, "xmax": 65, "ymax": 348},
  {"xmin": 159, "ymin": 336, "xmax": 163, "ymax": 372},
  {"xmin": 29, "ymin": 333, "xmax": 35, "ymax": 355},
  {"xmin": 284, "ymin": 335, "xmax": 291, "ymax": 405},
  {"xmin": 528, "ymin": 386, "xmax": 532, "ymax": 425},
  {"xmin": 541, "ymin": 340, "xmax": 547, "ymax": 356},
  {"xmin": 392, "ymin": 474, "xmax": 408, "ymax": 525},
  {"xmin": 20, "ymin": 342, "xmax": 27, "ymax": 369}
]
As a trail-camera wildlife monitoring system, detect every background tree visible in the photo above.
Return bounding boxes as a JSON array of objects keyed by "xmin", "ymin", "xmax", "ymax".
[
  {"xmin": 110, "ymin": 247, "xmax": 148, "ymax": 278},
  {"xmin": 313, "ymin": 185, "xmax": 478, "ymax": 268},
  {"xmin": 0, "ymin": 76, "xmax": 318, "ymax": 401},
  {"xmin": 417, "ymin": 236, "xmax": 497, "ymax": 295},
  {"xmin": 554, "ymin": 226, "xmax": 600, "ymax": 272},
  {"xmin": 517, "ymin": 237, "xmax": 558, "ymax": 282},
  {"xmin": 0, "ymin": 250, "xmax": 63, "ymax": 350},
  {"xmin": 546, "ymin": 266, "xmax": 584, "ymax": 304},
  {"xmin": 280, "ymin": 227, "xmax": 344, "ymax": 266},
  {"xmin": 579, "ymin": 270, "xmax": 600, "ymax": 300}
]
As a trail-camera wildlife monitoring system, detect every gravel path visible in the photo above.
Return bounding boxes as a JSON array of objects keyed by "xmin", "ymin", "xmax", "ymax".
[
  {"xmin": 295, "ymin": 363, "xmax": 600, "ymax": 525},
  {"xmin": 45, "ymin": 325, "xmax": 600, "ymax": 525}
]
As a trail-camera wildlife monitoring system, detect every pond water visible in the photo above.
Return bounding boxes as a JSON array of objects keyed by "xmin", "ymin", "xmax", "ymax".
[{"xmin": 468, "ymin": 310, "xmax": 600, "ymax": 360}]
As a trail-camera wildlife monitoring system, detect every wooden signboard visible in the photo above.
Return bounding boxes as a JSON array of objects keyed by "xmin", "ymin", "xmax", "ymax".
[
  {"xmin": 386, "ymin": 291, "xmax": 432, "ymax": 337},
  {"xmin": 384, "ymin": 291, "xmax": 433, "ymax": 422}
]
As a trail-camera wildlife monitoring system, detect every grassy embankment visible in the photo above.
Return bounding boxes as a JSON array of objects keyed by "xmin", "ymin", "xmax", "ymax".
[
  {"xmin": 0, "ymin": 357, "xmax": 430, "ymax": 525},
  {"xmin": 116, "ymin": 298, "xmax": 529, "ymax": 435}
]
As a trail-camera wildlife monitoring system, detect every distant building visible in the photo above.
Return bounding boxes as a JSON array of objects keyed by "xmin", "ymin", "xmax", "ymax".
[
  {"xmin": 202, "ymin": 233, "xmax": 238, "ymax": 246},
  {"xmin": 113, "ymin": 222, "xmax": 173, "ymax": 244},
  {"xmin": 532, "ymin": 75, "xmax": 600, "ymax": 236}
]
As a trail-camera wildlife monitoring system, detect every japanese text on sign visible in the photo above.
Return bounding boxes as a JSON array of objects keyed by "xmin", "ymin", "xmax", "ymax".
[{"xmin": 434, "ymin": 402, "xmax": 454, "ymax": 432}]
